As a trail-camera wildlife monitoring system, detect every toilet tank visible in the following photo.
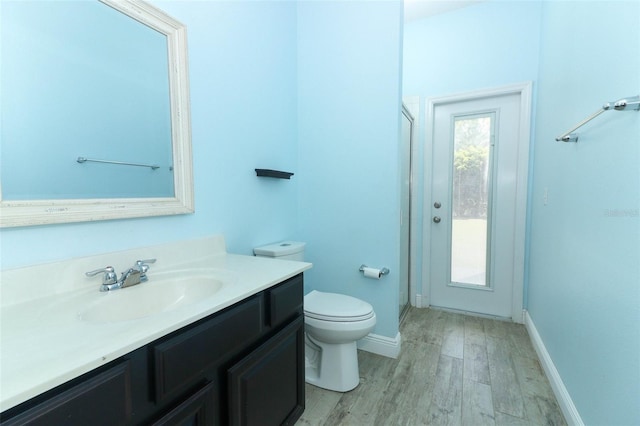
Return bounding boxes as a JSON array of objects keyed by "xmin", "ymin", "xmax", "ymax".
[{"xmin": 253, "ymin": 241, "xmax": 305, "ymax": 261}]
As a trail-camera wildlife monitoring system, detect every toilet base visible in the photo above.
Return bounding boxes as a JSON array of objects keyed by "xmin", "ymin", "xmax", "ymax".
[{"xmin": 304, "ymin": 334, "xmax": 360, "ymax": 392}]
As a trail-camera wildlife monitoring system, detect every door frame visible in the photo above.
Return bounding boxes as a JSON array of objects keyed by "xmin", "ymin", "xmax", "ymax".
[
  {"xmin": 400, "ymin": 103, "xmax": 415, "ymax": 320},
  {"xmin": 421, "ymin": 82, "xmax": 532, "ymax": 323},
  {"xmin": 402, "ymin": 96, "xmax": 421, "ymax": 315}
]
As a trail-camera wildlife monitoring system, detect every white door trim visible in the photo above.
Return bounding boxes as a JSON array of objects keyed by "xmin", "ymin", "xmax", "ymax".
[
  {"xmin": 400, "ymin": 103, "xmax": 415, "ymax": 318},
  {"xmin": 403, "ymin": 95, "xmax": 421, "ymax": 310},
  {"xmin": 422, "ymin": 82, "xmax": 532, "ymax": 323}
]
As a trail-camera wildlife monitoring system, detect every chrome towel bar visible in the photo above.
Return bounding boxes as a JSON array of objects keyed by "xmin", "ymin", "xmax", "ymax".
[
  {"xmin": 556, "ymin": 95, "xmax": 639, "ymax": 143},
  {"xmin": 77, "ymin": 156, "xmax": 160, "ymax": 170}
]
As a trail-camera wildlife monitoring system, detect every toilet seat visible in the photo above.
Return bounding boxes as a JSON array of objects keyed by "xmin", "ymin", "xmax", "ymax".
[
  {"xmin": 304, "ymin": 290, "xmax": 374, "ymax": 322},
  {"xmin": 305, "ymin": 310, "xmax": 375, "ymax": 322}
]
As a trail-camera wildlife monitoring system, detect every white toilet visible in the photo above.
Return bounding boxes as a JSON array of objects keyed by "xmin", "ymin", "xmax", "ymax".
[
  {"xmin": 303, "ymin": 290, "xmax": 376, "ymax": 392},
  {"xmin": 253, "ymin": 241, "xmax": 377, "ymax": 392}
]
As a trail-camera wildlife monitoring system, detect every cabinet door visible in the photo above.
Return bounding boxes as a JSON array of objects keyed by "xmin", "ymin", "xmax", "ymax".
[
  {"xmin": 152, "ymin": 382, "xmax": 215, "ymax": 426},
  {"xmin": 228, "ymin": 316, "xmax": 304, "ymax": 426},
  {"xmin": 1, "ymin": 361, "xmax": 131, "ymax": 426}
]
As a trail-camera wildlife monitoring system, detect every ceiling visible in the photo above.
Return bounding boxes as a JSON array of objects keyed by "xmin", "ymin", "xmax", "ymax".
[{"xmin": 404, "ymin": 0, "xmax": 485, "ymax": 22}]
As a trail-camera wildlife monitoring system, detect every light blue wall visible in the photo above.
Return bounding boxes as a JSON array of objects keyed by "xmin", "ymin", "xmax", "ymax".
[
  {"xmin": 403, "ymin": 1, "xmax": 542, "ymax": 97},
  {"xmin": 528, "ymin": 2, "xmax": 640, "ymax": 424},
  {"xmin": 0, "ymin": 1, "xmax": 299, "ymax": 269},
  {"xmin": 403, "ymin": 0, "xmax": 543, "ymax": 305},
  {"xmin": 1, "ymin": 0, "xmax": 405, "ymax": 342},
  {"xmin": 406, "ymin": 1, "xmax": 639, "ymax": 423},
  {"xmin": 297, "ymin": 0, "xmax": 403, "ymax": 338}
]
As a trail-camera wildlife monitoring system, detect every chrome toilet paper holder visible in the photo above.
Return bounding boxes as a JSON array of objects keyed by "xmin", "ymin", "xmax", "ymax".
[{"xmin": 359, "ymin": 264, "xmax": 390, "ymax": 276}]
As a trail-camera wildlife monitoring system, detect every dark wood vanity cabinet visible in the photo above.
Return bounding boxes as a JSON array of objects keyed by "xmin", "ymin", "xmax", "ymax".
[{"xmin": 0, "ymin": 274, "xmax": 305, "ymax": 426}]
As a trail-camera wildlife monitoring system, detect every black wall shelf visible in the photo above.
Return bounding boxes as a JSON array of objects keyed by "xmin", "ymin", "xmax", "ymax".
[{"xmin": 255, "ymin": 169, "xmax": 294, "ymax": 179}]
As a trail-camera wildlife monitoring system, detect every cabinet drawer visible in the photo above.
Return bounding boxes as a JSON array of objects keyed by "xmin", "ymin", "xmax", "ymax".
[
  {"xmin": 1, "ymin": 361, "xmax": 131, "ymax": 426},
  {"xmin": 153, "ymin": 295, "xmax": 264, "ymax": 402},
  {"xmin": 267, "ymin": 274, "xmax": 303, "ymax": 329}
]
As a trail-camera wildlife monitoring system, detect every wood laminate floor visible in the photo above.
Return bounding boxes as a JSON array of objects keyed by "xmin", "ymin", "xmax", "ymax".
[{"xmin": 297, "ymin": 308, "xmax": 566, "ymax": 426}]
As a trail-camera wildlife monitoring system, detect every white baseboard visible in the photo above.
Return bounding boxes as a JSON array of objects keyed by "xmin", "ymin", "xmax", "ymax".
[
  {"xmin": 524, "ymin": 311, "xmax": 584, "ymax": 426},
  {"xmin": 357, "ymin": 332, "xmax": 402, "ymax": 359}
]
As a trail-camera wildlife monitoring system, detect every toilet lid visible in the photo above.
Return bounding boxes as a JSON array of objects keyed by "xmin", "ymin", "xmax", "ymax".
[{"xmin": 304, "ymin": 290, "xmax": 374, "ymax": 322}]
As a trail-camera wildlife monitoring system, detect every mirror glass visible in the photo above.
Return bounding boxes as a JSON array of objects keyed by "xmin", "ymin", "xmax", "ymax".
[{"xmin": 0, "ymin": 0, "xmax": 193, "ymax": 227}]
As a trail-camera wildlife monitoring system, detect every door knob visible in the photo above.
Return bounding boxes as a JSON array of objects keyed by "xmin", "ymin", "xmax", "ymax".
[{"xmin": 433, "ymin": 216, "xmax": 441, "ymax": 223}]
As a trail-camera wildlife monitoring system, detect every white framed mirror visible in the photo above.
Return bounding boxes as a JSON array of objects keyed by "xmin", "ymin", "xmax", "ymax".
[{"xmin": 0, "ymin": 0, "xmax": 193, "ymax": 227}]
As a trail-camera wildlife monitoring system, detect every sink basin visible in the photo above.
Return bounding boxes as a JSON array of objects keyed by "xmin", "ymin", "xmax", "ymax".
[{"xmin": 79, "ymin": 270, "xmax": 228, "ymax": 323}]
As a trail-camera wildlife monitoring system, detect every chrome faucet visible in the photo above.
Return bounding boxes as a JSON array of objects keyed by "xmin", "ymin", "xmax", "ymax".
[{"xmin": 86, "ymin": 259, "xmax": 156, "ymax": 292}]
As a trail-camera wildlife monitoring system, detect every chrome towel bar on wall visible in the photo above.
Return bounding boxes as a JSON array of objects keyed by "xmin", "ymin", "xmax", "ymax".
[
  {"xmin": 77, "ymin": 156, "xmax": 161, "ymax": 170},
  {"xmin": 556, "ymin": 95, "xmax": 640, "ymax": 143}
]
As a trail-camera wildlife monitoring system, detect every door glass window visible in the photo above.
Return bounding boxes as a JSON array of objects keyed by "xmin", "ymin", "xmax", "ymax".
[{"xmin": 450, "ymin": 114, "xmax": 494, "ymax": 286}]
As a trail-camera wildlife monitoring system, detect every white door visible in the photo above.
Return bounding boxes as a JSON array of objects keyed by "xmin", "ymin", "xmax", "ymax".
[{"xmin": 426, "ymin": 85, "xmax": 531, "ymax": 319}]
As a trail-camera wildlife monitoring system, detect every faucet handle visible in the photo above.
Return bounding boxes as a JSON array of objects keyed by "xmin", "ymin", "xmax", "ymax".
[
  {"xmin": 85, "ymin": 266, "xmax": 118, "ymax": 285},
  {"xmin": 135, "ymin": 259, "xmax": 156, "ymax": 281}
]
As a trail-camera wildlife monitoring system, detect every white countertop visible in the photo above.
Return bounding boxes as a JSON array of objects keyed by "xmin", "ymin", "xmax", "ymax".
[{"xmin": 0, "ymin": 236, "xmax": 311, "ymax": 412}]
